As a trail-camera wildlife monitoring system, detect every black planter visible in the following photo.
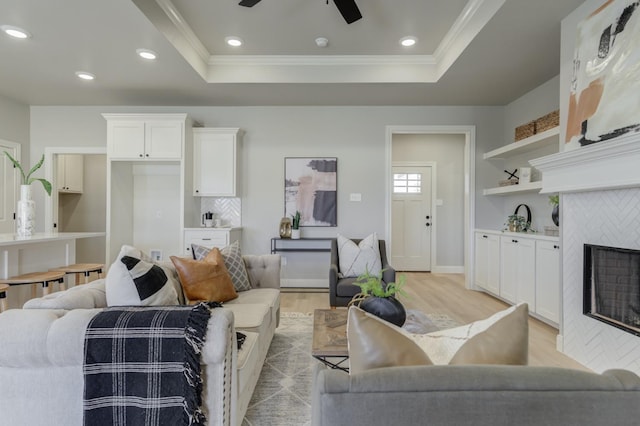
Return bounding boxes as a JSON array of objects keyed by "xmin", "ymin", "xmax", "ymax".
[
  {"xmin": 359, "ymin": 296, "xmax": 406, "ymax": 327},
  {"xmin": 552, "ymin": 204, "xmax": 559, "ymax": 226}
]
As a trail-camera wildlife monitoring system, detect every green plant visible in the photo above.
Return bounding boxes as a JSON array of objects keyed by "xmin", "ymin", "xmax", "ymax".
[
  {"xmin": 3, "ymin": 151, "xmax": 52, "ymax": 196},
  {"xmin": 505, "ymin": 214, "xmax": 530, "ymax": 232},
  {"xmin": 548, "ymin": 194, "xmax": 559, "ymax": 206},
  {"xmin": 291, "ymin": 210, "xmax": 301, "ymax": 230},
  {"xmin": 354, "ymin": 268, "xmax": 407, "ymax": 299}
]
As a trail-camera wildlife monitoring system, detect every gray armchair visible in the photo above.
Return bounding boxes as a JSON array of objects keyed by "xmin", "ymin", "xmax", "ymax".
[{"xmin": 329, "ymin": 238, "xmax": 395, "ymax": 307}]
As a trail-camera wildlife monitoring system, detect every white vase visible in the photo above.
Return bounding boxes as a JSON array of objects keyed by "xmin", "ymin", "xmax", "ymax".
[
  {"xmin": 16, "ymin": 185, "xmax": 35, "ymax": 237},
  {"xmin": 291, "ymin": 229, "xmax": 301, "ymax": 239}
]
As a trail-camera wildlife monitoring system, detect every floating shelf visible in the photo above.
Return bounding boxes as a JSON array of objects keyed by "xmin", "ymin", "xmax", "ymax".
[
  {"xmin": 483, "ymin": 181, "xmax": 543, "ymax": 196},
  {"xmin": 484, "ymin": 127, "xmax": 560, "ymax": 160}
]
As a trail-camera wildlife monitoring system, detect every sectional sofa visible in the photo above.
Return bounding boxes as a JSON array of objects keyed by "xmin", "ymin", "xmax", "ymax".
[{"xmin": 0, "ymin": 254, "xmax": 281, "ymax": 426}]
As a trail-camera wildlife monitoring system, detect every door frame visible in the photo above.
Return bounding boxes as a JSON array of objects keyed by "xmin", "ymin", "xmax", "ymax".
[
  {"xmin": 391, "ymin": 161, "xmax": 437, "ymax": 271},
  {"xmin": 44, "ymin": 146, "xmax": 107, "ymax": 233},
  {"xmin": 0, "ymin": 139, "xmax": 20, "ymax": 234},
  {"xmin": 385, "ymin": 125, "xmax": 476, "ymax": 289}
]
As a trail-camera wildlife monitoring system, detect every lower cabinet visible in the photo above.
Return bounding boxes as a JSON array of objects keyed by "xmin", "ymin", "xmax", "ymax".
[
  {"xmin": 475, "ymin": 230, "xmax": 559, "ymax": 326},
  {"xmin": 184, "ymin": 228, "xmax": 242, "ymax": 256},
  {"xmin": 535, "ymin": 240, "xmax": 560, "ymax": 324}
]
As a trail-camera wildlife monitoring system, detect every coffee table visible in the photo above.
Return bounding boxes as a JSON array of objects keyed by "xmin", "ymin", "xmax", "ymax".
[{"xmin": 312, "ymin": 309, "xmax": 349, "ymax": 372}]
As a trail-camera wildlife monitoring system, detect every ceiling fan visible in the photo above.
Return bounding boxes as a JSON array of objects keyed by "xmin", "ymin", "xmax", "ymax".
[{"xmin": 238, "ymin": 0, "xmax": 362, "ymax": 24}]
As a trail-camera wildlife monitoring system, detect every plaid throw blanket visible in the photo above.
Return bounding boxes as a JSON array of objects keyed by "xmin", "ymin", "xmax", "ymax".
[{"xmin": 83, "ymin": 302, "xmax": 221, "ymax": 426}]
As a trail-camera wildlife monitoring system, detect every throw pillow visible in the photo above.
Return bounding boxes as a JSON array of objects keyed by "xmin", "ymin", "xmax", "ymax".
[
  {"xmin": 191, "ymin": 241, "xmax": 252, "ymax": 292},
  {"xmin": 170, "ymin": 248, "xmax": 238, "ymax": 303},
  {"xmin": 409, "ymin": 303, "xmax": 529, "ymax": 365},
  {"xmin": 337, "ymin": 233, "xmax": 382, "ymax": 278},
  {"xmin": 105, "ymin": 245, "xmax": 180, "ymax": 307},
  {"xmin": 347, "ymin": 306, "xmax": 432, "ymax": 375}
]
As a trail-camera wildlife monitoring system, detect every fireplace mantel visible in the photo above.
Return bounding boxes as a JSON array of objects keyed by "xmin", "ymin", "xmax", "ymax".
[{"xmin": 530, "ymin": 133, "xmax": 640, "ymax": 194}]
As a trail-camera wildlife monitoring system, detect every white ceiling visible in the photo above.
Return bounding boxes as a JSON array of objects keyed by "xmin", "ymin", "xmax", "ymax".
[{"xmin": 0, "ymin": 0, "xmax": 584, "ymax": 106}]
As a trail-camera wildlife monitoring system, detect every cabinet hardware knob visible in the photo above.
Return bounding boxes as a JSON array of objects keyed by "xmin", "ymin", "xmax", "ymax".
[
  {"xmin": 426, "ymin": 215, "xmax": 430, "ymax": 219},
  {"xmin": 554, "ymin": 245, "xmax": 560, "ymax": 249},
  {"xmin": 512, "ymin": 239, "xmax": 518, "ymax": 243},
  {"xmin": 139, "ymin": 154, "xmax": 143, "ymax": 157},
  {"xmin": 425, "ymin": 223, "xmax": 431, "ymax": 227},
  {"xmin": 195, "ymin": 190, "xmax": 199, "ymax": 193},
  {"xmin": 482, "ymin": 235, "xmax": 488, "ymax": 239},
  {"xmin": 202, "ymin": 238, "xmax": 212, "ymax": 241},
  {"xmin": 145, "ymin": 154, "xmax": 149, "ymax": 157}
]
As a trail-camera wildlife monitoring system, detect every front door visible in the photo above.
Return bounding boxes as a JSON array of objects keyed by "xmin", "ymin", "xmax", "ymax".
[
  {"xmin": 391, "ymin": 166, "xmax": 433, "ymax": 271},
  {"xmin": 0, "ymin": 141, "xmax": 19, "ymax": 234}
]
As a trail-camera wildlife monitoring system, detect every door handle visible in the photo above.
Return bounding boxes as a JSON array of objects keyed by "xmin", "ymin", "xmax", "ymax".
[{"xmin": 425, "ymin": 223, "xmax": 431, "ymax": 227}]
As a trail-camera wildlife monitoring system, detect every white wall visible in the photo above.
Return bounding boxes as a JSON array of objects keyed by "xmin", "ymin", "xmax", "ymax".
[
  {"xmin": 0, "ymin": 95, "xmax": 30, "ymax": 160},
  {"xmin": 30, "ymin": 106, "xmax": 503, "ymax": 281},
  {"xmin": 392, "ymin": 133, "xmax": 465, "ymax": 268}
]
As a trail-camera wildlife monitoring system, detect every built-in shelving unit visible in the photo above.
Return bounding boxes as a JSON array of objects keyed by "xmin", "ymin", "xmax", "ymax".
[
  {"xmin": 483, "ymin": 127, "xmax": 559, "ymax": 196},
  {"xmin": 484, "ymin": 127, "xmax": 560, "ymax": 160}
]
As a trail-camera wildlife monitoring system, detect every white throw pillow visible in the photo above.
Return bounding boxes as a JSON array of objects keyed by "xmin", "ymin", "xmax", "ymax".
[
  {"xmin": 337, "ymin": 233, "xmax": 382, "ymax": 277},
  {"xmin": 105, "ymin": 245, "xmax": 180, "ymax": 306}
]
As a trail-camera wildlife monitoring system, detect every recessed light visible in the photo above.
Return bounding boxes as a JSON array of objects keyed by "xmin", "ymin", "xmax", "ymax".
[
  {"xmin": 1, "ymin": 25, "xmax": 31, "ymax": 39},
  {"xmin": 136, "ymin": 48, "xmax": 157, "ymax": 60},
  {"xmin": 400, "ymin": 36, "xmax": 417, "ymax": 47},
  {"xmin": 75, "ymin": 71, "xmax": 95, "ymax": 81},
  {"xmin": 225, "ymin": 36, "xmax": 243, "ymax": 47},
  {"xmin": 315, "ymin": 37, "xmax": 329, "ymax": 48}
]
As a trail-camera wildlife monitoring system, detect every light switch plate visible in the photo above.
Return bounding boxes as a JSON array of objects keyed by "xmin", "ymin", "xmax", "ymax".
[{"xmin": 350, "ymin": 193, "xmax": 362, "ymax": 202}]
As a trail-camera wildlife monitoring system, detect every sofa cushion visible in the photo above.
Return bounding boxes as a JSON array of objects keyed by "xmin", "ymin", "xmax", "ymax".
[
  {"xmin": 409, "ymin": 303, "xmax": 529, "ymax": 365},
  {"xmin": 170, "ymin": 248, "xmax": 238, "ymax": 303},
  {"xmin": 347, "ymin": 306, "xmax": 432, "ymax": 374},
  {"xmin": 192, "ymin": 241, "xmax": 252, "ymax": 292},
  {"xmin": 106, "ymin": 245, "xmax": 179, "ymax": 307},
  {"xmin": 222, "ymin": 303, "xmax": 271, "ymax": 331},
  {"xmin": 23, "ymin": 279, "xmax": 107, "ymax": 310},
  {"xmin": 337, "ymin": 233, "xmax": 382, "ymax": 277}
]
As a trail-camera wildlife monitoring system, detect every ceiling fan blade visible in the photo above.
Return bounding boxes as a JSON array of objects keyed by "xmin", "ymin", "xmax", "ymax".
[
  {"xmin": 333, "ymin": 0, "xmax": 362, "ymax": 24},
  {"xmin": 239, "ymin": 0, "xmax": 262, "ymax": 7}
]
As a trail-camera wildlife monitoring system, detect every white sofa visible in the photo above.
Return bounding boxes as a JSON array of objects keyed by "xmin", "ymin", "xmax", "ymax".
[{"xmin": 0, "ymin": 254, "xmax": 281, "ymax": 426}]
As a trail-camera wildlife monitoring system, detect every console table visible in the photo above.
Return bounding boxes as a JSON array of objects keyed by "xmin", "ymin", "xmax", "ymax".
[{"xmin": 270, "ymin": 237, "xmax": 333, "ymax": 254}]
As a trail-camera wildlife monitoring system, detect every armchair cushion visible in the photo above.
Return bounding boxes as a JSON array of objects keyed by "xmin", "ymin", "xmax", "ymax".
[{"xmin": 337, "ymin": 233, "xmax": 382, "ymax": 277}]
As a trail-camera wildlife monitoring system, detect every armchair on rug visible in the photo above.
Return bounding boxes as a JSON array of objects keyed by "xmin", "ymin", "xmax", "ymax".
[{"xmin": 329, "ymin": 234, "xmax": 395, "ymax": 308}]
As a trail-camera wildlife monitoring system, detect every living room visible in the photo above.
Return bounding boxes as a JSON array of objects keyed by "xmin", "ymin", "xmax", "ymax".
[{"xmin": 1, "ymin": 0, "xmax": 640, "ymax": 424}]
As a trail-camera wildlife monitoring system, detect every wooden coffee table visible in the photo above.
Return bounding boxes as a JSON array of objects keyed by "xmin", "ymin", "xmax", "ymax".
[{"xmin": 312, "ymin": 309, "xmax": 349, "ymax": 372}]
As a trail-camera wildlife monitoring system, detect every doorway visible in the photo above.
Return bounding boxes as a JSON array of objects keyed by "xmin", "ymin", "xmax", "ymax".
[
  {"xmin": 385, "ymin": 126, "xmax": 475, "ymax": 288},
  {"xmin": 0, "ymin": 140, "xmax": 19, "ymax": 234}
]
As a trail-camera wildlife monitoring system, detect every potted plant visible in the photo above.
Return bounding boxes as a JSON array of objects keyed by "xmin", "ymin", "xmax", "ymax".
[
  {"xmin": 291, "ymin": 210, "xmax": 301, "ymax": 239},
  {"xmin": 505, "ymin": 214, "xmax": 529, "ymax": 233},
  {"xmin": 3, "ymin": 151, "xmax": 52, "ymax": 237},
  {"xmin": 549, "ymin": 194, "xmax": 559, "ymax": 226},
  {"xmin": 351, "ymin": 268, "xmax": 407, "ymax": 326}
]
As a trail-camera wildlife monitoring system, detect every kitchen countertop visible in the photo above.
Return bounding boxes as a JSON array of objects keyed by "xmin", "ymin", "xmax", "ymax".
[
  {"xmin": 475, "ymin": 229, "xmax": 559, "ymax": 242},
  {"xmin": 0, "ymin": 232, "xmax": 106, "ymax": 247}
]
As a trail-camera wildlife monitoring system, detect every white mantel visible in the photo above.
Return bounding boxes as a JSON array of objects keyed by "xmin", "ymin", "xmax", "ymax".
[{"xmin": 530, "ymin": 132, "xmax": 640, "ymax": 194}]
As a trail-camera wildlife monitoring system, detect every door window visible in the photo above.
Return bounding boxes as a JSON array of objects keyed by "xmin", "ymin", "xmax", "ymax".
[{"xmin": 393, "ymin": 173, "xmax": 421, "ymax": 194}]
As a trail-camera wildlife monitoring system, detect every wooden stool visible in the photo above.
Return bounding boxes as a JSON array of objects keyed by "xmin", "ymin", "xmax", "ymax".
[
  {"xmin": 0, "ymin": 271, "xmax": 66, "ymax": 298},
  {"xmin": 50, "ymin": 263, "xmax": 104, "ymax": 287},
  {"xmin": 0, "ymin": 283, "xmax": 9, "ymax": 312}
]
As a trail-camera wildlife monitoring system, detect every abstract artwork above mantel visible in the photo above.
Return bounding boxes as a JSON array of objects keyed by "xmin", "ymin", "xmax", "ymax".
[
  {"xmin": 566, "ymin": 0, "xmax": 640, "ymax": 147},
  {"xmin": 284, "ymin": 157, "xmax": 337, "ymax": 227}
]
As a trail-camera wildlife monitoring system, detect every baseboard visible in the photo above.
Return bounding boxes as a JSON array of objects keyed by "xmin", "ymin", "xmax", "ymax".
[
  {"xmin": 431, "ymin": 265, "xmax": 465, "ymax": 274},
  {"xmin": 281, "ymin": 278, "xmax": 328, "ymax": 289}
]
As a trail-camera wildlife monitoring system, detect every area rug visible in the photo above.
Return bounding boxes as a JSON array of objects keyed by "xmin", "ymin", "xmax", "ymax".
[{"xmin": 241, "ymin": 311, "xmax": 458, "ymax": 426}]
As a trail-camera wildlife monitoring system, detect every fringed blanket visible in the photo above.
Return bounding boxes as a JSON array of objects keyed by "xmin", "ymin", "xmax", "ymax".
[{"xmin": 83, "ymin": 302, "xmax": 221, "ymax": 426}]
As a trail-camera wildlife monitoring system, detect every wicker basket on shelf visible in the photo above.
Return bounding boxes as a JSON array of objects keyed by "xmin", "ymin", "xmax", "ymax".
[
  {"xmin": 499, "ymin": 179, "xmax": 519, "ymax": 187},
  {"xmin": 515, "ymin": 121, "xmax": 536, "ymax": 141},
  {"xmin": 536, "ymin": 110, "xmax": 559, "ymax": 133}
]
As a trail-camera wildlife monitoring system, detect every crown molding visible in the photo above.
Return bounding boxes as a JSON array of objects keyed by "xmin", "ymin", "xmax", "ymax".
[{"xmin": 134, "ymin": 0, "xmax": 505, "ymax": 84}]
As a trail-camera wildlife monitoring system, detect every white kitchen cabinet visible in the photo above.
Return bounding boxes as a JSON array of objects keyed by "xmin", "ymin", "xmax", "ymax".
[
  {"xmin": 535, "ymin": 240, "xmax": 560, "ymax": 324},
  {"xmin": 500, "ymin": 236, "xmax": 535, "ymax": 310},
  {"xmin": 474, "ymin": 232, "xmax": 500, "ymax": 295},
  {"xmin": 57, "ymin": 154, "xmax": 83, "ymax": 193},
  {"xmin": 193, "ymin": 128, "xmax": 241, "ymax": 197},
  {"xmin": 184, "ymin": 228, "xmax": 242, "ymax": 256},
  {"xmin": 104, "ymin": 114, "xmax": 185, "ymax": 160}
]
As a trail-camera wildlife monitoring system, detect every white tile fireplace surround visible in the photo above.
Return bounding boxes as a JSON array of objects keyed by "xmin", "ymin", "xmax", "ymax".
[{"xmin": 532, "ymin": 135, "xmax": 640, "ymax": 375}]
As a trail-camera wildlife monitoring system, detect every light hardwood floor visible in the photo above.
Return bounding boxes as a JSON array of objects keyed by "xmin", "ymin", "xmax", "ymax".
[{"xmin": 280, "ymin": 272, "xmax": 589, "ymax": 371}]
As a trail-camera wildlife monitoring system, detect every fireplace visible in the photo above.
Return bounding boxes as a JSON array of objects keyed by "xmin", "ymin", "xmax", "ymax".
[{"xmin": 584, "ymin": 244, "xmax": 640, "ymax": 337}]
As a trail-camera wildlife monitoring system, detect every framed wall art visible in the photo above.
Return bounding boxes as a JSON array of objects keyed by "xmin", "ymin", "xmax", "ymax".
[
  {"xmin": 567, "ymin": 0, "xmax": 640, "ymax": 146},
  {"xmin": 284, "ymin": 157, "xmax": 337, "ymax": 227}
]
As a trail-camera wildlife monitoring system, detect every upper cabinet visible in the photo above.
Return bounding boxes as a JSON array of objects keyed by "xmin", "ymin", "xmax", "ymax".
[
  {"xmin": 103, "ymin": 114, "xmax": 186, "ymax": 160},
  {"xmin": 482, "ymin": 127, "xmax": 559, "ymax": 196},
  {"xmin": 57, "ymin": 154, "xmax": 83, "ymax": 193},
  {"xmin": 193, "ymin": 128, "xmax": 241, "ymax": 197}
]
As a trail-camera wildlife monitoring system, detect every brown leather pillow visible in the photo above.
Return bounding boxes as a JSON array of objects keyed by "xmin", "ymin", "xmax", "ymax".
[
  {"xmin": 347, "ymin": 306, "xmax": 432, "ymax": 375},
  {"xmin": 170, "ymin": 248, "xmax": 238, "ymax": 303}
]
